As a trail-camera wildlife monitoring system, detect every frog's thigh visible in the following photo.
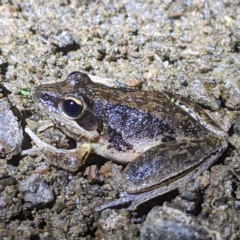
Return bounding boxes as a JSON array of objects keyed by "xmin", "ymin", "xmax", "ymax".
[
  {"xmin": 126, "ymin": 136, "xmax": 228, "ymax": 193},
  {"xmin": 162, "ymin": 91, "xmax": 227, "ymax": 137}
]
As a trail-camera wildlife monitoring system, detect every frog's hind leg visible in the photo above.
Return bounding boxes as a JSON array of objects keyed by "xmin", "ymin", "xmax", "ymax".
[
  {"xmin": 95, "ymin": 136, "xmax": 228, "ymax": 212},
  {"xmin": 162, "ymin": 91, "xmax": 227, "ymax": 138}
]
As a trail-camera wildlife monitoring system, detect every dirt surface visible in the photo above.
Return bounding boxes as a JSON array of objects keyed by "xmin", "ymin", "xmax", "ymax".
[{"xmin": 1, "ymin": 0, "xmax": 240, "ymax": 239}]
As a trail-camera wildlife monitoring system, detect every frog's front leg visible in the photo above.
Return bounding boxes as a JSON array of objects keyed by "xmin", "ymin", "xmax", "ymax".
[
  {"xmin": 24, "ymin": 128, "xmax": 91, "ymax": 173},
  {"xmin": 95, "ymin": 136, "xmax": 228, "ymax": 211}
]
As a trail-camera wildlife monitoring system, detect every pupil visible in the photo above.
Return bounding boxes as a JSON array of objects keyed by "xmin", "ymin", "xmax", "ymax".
[{"xmin": 63, "ymin": 99, "xmax": 82, "ymax": 117}]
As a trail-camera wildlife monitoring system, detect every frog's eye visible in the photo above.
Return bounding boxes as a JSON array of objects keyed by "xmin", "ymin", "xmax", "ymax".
[{"xmin": 62, "ymin": 97, "xmax": 83, "ymax": 118}]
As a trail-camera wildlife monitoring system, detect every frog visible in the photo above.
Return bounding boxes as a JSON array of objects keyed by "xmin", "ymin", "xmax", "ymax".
[{"xmin": 25, "ymin": 71, "xmax": 228, "ymax": 211}]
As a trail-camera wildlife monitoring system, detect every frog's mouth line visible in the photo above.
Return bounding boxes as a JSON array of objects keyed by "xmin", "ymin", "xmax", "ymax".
[
  {"xmin": 34, "ymin": 98, "xmax": 99, "ymax": 144},
  {"xmin": 44, "ymin": 111, "xmax": 101, "ymax": 144}
]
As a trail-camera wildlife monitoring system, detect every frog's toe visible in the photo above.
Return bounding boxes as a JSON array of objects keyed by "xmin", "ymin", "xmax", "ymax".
[{"xmin": 94, "ymin": 193, "xmax": 133, "ymax": 212}]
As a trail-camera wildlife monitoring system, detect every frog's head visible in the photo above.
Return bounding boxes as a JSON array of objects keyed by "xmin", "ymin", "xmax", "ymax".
[{"xmin": 33, "ymin": 72, "xmax": 101, "ymax": 142}]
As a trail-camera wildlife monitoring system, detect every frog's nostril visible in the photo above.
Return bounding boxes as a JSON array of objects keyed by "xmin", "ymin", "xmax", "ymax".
[{"xmin": 40, "ymin": 93, "xmax": 50, "ymax": 100}]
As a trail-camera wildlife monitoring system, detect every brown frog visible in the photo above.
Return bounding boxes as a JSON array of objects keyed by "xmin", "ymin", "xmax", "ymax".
[{"xmin": 26, "ymin": 71, "xmax": 228, "ymax": 211}]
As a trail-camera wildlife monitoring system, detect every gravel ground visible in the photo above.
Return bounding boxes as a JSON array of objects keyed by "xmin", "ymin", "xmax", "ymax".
[{"xmin": 1, "ymin": 0, "xmax": 240, "ymax": 239}]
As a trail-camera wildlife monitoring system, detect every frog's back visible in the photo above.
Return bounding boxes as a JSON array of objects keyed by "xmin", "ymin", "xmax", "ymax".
[{"xmin": 83, "ymin": 81, "xmax": 211, "ymax": 141}]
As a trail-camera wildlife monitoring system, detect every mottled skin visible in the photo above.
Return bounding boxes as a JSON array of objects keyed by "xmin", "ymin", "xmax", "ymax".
[{"xmin": 32, "ymin": 71, "xmax": 228, "ymax": 210}]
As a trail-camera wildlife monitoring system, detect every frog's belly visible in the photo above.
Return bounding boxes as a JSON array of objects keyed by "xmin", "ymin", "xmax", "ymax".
[{"xmin": 91, "ymin": 137, "xmax": 162, "ymax": 164}]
